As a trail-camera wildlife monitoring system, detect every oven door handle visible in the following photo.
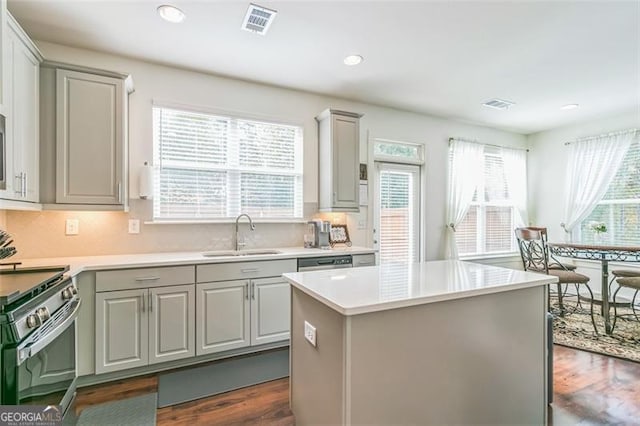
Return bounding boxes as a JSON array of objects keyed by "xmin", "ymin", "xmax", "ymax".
[{"xmin": 17, "ymin": 299, "xmax": 81, "ymax": 366}]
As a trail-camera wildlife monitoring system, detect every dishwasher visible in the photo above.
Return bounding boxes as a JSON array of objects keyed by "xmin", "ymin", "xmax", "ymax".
[{"xmin": 297, "ymin": 255, "xmax": 353, "ymax": 271}]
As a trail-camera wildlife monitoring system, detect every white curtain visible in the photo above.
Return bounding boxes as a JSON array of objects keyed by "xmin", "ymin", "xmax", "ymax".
[
  {"xmin": 502, "ymin": 147, "xmax": 529, "ymax": 227},
  {"xmin": 561, "ymin": 130, "xmax": 636, "ymax": 239},
  {"xmin": 444, "ymin": 139, "xmax": 484, "ymax": 259}
]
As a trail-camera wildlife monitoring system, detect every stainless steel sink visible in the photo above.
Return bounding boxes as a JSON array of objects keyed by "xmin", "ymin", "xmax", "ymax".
[{"xmin": 202, "ymin": 249, "xmax": 282, "ymax": 257}]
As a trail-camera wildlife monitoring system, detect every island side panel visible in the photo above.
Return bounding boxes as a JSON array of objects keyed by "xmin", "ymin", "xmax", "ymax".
[
  {"xmin": 290, "ymin": 287, "xmax": 346, "ymax": 425},
  {"xmin": 346, "ymin": 285, "xmax": 547, "ymax": 425}
]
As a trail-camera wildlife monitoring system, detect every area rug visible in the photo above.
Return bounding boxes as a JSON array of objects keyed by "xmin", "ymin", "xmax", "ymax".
[
  {"xmin": 157, "ymin": 348, "xmax": 289, "ymax": 408},
  {"xmin": 552, "ymin": 300, "xmax": 640, "ymax": 363},
  {"xmin": 77, "ymin": 393, "xmax": 157, "ymax": 426}
]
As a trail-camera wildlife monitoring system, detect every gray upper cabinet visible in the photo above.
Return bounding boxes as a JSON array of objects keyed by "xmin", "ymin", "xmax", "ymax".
[
  {"xmin": 317, "ymin": 109, "xmax": 363, "ymax": 212},
  {"xmin": 0, "ymin": 14, "xmax": 42, "ymax": 205},
  {"xmin": 56, "ymin": 69, "xmax": 126, "ymax": 205}
]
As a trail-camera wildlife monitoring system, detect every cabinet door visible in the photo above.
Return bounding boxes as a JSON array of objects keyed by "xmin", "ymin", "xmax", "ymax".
[
  {"xmin": 149, "ymin": 284, "xmax": 195, "ymax": 365},
  {"xmin": 56, "ymin": 69, "xmax": 124, "ymax": 205},
  {"xmin": 196, "ymin": 280, "xmax": 250, "ymax": 355},
  {"xmin": 95, "ymin": 289, "xmax": 148, "ymax": 374},
  {"xmin": 332, "ymin": 114, "xmax": 359, "ymax": 209},
  {"xmin": 9, "ymin": 27, "xmax": 39, "ymax": 202},
  {"xmin": 251, "ymin": 277, "xmax": 291, "ymax": 346}
]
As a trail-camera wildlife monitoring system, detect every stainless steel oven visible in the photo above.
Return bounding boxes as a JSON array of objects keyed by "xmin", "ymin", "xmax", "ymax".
[{"xmin": 1, "ymin": 268, "xmax": 79, "ymax": 421}]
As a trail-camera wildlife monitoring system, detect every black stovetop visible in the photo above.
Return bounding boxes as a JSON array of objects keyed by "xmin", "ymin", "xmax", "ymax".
[{"xmin": 0, "ymin": 266, "xmax": 69, "ymax": 306}]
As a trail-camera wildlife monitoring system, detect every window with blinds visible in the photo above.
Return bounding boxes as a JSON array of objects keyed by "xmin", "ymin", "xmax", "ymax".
[
  {"xmin": 580, "ymin": 137, "xmax": 640, "ymax": 245},
  {"xmin": 454, "ymin": 147, "xmax": 518, "ymax": 256},
  {"xmin": 153, "ymin": 107, "xmax": 303, "ymax": 221}
]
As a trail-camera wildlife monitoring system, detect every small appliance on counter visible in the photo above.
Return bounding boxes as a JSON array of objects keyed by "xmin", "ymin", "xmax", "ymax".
[{"xmin": 305, "ymin": 220, "xmax": 331, "ymax": 249}]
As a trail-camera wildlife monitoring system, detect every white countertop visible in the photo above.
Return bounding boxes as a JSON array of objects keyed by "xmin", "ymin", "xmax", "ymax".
[
  {"xmin": 11, "ymin": 246, "xmax": 375, "ymax": 277},
  {"xmin": 283, "ymin": 260, "xmax": 558, "ymax": 315}
]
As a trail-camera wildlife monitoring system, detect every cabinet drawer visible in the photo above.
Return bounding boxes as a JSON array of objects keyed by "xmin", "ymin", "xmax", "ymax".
[
  {"xmin": 197, "ymin": 259, "xmax": 297, "ymax": 283},
  {"xmin": 353, "ymin": 254, "xmax": 376, "ymax": 267},
  {"xmin": 96, "ymin": 265, "xmax": 195, "ymax": 292}
]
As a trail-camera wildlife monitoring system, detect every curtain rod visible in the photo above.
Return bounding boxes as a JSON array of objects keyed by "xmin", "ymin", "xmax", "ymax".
[
  {"xmin": 448, "ymin": 137, "xmax": 529, "ymax": 152},
  {"xmin": 564, "ymin": 128, "xmax": 638, "ymax": 146}
]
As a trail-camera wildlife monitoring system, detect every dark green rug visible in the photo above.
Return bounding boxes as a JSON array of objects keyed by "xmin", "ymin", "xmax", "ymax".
[
  {"xmin": 157, "ymin": 348, "xmax": 289, "ymax": 408},
  {"xmin": 77, "ymin": 393, "xmax": 157, "ymax": 425},
  {"xmin": 552, "ymin": 298, "xmax": 640, "ymax": 363}
]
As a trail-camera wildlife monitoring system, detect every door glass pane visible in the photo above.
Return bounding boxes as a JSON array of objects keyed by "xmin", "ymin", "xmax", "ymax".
[{"xmin": 378, "ymin": 165, "xmax": 419, "ymax": 263}]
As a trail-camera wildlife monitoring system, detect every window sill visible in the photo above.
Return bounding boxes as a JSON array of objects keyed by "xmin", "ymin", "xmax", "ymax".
[
  {"xmin": 144, "ymin": 218, "xmax": 308, "ymax": 225},
  {"xmin": 460, "ymin": 252, "xmax": 521, "ymax": 262}
]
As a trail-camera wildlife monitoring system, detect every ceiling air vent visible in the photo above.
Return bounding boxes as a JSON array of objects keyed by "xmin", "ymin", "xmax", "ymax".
[
  {"xmin": 241, "ymin": 3, "xmax": 277, "ymax": 35},
  {"xmin": 482, "ymin": 98, "xmax": 516, "ymax": 110}
]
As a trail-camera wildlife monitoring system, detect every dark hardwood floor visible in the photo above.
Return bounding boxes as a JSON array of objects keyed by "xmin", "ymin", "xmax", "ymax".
[{"xmin": 75, "ymin": 345, "xmax": 640, "ymax": 425}]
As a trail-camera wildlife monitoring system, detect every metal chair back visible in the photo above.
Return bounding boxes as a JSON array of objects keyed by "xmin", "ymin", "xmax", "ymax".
[{"xmin": 515, "ymin": 227, "xmax": 550, "ymax": 273}]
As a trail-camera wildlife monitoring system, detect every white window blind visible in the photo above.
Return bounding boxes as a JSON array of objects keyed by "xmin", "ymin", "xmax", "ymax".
[
  {"xmin": 153, "ymin": 107, "xmax": 303, "ymax": 221},
  {"xmin": 378, "ymin": 165, "xmax": 420, "ymax": 263},
  {"xmin": 454, "ymin": 147, "xmax": 519, "ymax": 256},
  {"xmin": 580, "ymin": 136, "xmax": 640, "ymax": 245}
]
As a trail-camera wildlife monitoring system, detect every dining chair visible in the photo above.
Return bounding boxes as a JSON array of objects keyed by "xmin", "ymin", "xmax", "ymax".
[
  {"xmin": 612, "ymin": 275, "xmax": 640, "ymax": 332},
  {"xmin": 515, "ymin": 227, "xmax": 598, "ymax": 333}
]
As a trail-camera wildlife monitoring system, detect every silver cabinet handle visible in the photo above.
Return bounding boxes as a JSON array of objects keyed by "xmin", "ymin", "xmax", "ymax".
[
  {"xmin": 141, "ymin": 294, "xmax": 145, "ymax": 312},
  {"xmin": 14, "ymin": 172, "xmax": 23, "ymax": 196},
  {"xmin": 22, "ymin": 172, "xmax": 27, "ymax": 197},
  {"xmin": 251, "ymin": 282, "xmax": 256, "ymax": 300},
  {"xmin": 244, "ymin": 281, "xmax": 249, "ymax": 300},
  {"xmin": 358, "ymin": 261, "xmax": 375, "ymax": 266},
  {"xmin": 149, "ymin": 293, "xmax": 153, "ymax": 312},
  {"xmin": 241, "ymin": 268, "xmax": 259, "ymax": 274},
  {"xmin": 117, "ymin": 182, "xmax": 122, "ymax": 203},
  {"xmin": 135, "ymin": 276, "xmax": 160, "ymax": 282}
]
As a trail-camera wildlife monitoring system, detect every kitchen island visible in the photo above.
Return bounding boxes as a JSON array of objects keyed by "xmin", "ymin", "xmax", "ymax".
[{"xmin": 283, "ymin": 260, "xmax": 558, "ymax": 425}]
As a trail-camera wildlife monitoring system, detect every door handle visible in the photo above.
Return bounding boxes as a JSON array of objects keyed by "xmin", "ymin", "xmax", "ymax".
[
  {"xmin": 14, "ymin": 173, "xmax": 23, "ymax": 196},
  {"xmin": 135, "ymin": 276, "xmax": 160, "ymax": 282},
  {"xmin": 22, "ymin": 173, "xmax": 27, "ymax": 197},
  {"xmin": 241, "ymin": 268, "xmax": 259, "ymax": 274},
  {"xmin": 141, "ymin": 294, "xmax": 145, "ymax": 312},
  {"xmin": 117, "ymin": 182, "xmax": 122, "ymax": 203},
  {"xmin": 149, "ymin": 293, "xmax": 153, "ymax": 312},
  {"xmin": 251, "ymin": 282, "xmax": 255, "ymax": 300},
  {"xmin": 245, "ymin": 281, "xmax": 249, "ymax": 300}
]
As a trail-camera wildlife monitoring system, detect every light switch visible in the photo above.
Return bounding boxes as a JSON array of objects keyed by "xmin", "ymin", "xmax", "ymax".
[{"xmin": 65, "ymin": 219, "xmax": 79, "ymax": 235}]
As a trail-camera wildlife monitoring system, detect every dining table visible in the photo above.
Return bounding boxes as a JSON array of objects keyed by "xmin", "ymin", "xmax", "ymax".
[{"xmin": 547, "ymin": 242, "xmax": 640, "ymax": 334}]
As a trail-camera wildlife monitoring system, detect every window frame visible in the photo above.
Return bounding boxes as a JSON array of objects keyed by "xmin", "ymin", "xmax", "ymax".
[
  {"xmin": 456, "ymin": 148, "xmax": 519, "ymax": 258},
  {"xmin": 151, "ymin": 103, "xmax": 305, "ymax": 223}
]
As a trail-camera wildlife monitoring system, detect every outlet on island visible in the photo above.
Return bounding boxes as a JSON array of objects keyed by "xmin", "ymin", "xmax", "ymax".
[{"xmin": 304, "ymin": 320, "xmax": 317, "ymax": 347}]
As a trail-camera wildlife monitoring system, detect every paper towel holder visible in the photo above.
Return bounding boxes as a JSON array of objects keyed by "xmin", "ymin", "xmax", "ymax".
[{"xmin": 139, "ymin": 161, "xmax": 154, "ymax": 200}]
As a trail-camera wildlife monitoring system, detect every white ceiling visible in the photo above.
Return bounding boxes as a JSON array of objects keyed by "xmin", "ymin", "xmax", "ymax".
[{"xmin": 8, "ymin": 0, "xmax": 640, "ymax": 134}]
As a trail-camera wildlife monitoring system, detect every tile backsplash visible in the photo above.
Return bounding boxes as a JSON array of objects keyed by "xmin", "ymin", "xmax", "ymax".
[{"xmin": 5, "ymin": 204, "xmax": 306, "ymax": 259}]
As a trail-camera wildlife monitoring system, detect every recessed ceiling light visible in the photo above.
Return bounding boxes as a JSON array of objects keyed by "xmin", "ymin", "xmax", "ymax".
[
  {"xmin": 561, "ymin": 104, "xmax": 579, "ymax": 110},
  {"xmin": 343, "ymin": 55, "xmax": 363, "ymax": 66},
  {"xmin": 157, "ymin": 5, "xmax": 185, "ymax": 23}
]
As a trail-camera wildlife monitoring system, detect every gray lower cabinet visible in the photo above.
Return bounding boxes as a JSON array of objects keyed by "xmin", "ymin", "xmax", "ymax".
[
  {"xmin": 196, "ymin": 280, "xmax": 250, "ymax": 356},
  {"xmin": 251, "ymin": 277, "xmax": 291, "ymax": 346},
  {"xmin": 95, "ymin": 284, "xmax": 195, "ymax": 374},
  {"xmin": 95, "ymin": 289, "xmax": 148, "ymax": 374},
  {"xmin": 149, "ymin": 285, "xmax": 195, "ymax": 365}
]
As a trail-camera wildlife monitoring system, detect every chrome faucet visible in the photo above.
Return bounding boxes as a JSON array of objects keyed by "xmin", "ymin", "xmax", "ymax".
[{"xmin": 235, "ymin": 214, "xmax": 255, "ymax": 251}]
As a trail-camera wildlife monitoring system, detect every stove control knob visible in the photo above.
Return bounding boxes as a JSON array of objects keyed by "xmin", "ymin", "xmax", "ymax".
[
  {"xmin": 62, "ymin": 287, "xmax": 73, "ymax": 300},
  {"xmin": 37, "ymin": 307, "xmax": 50, "ymax": 322},
  {"xmin": 26, "ymin": 314, "xmax": 41, "ymax": 328},
  {"xmin": 70, "ymin": 286, "xmax": 78, "ymax": 296}
]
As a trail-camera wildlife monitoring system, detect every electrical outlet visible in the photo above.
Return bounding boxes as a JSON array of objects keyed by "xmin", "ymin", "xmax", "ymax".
[
  {"xmin": 65, "ymin": 219, "xmax": 79, "ymax": 235},
  {"xmin": 304, "ymin": 321, "xmax": 317, "ymax": 347},
  {"xmin": 128, "ymin": 219, "xmax": 140, "ymax": 234}
]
